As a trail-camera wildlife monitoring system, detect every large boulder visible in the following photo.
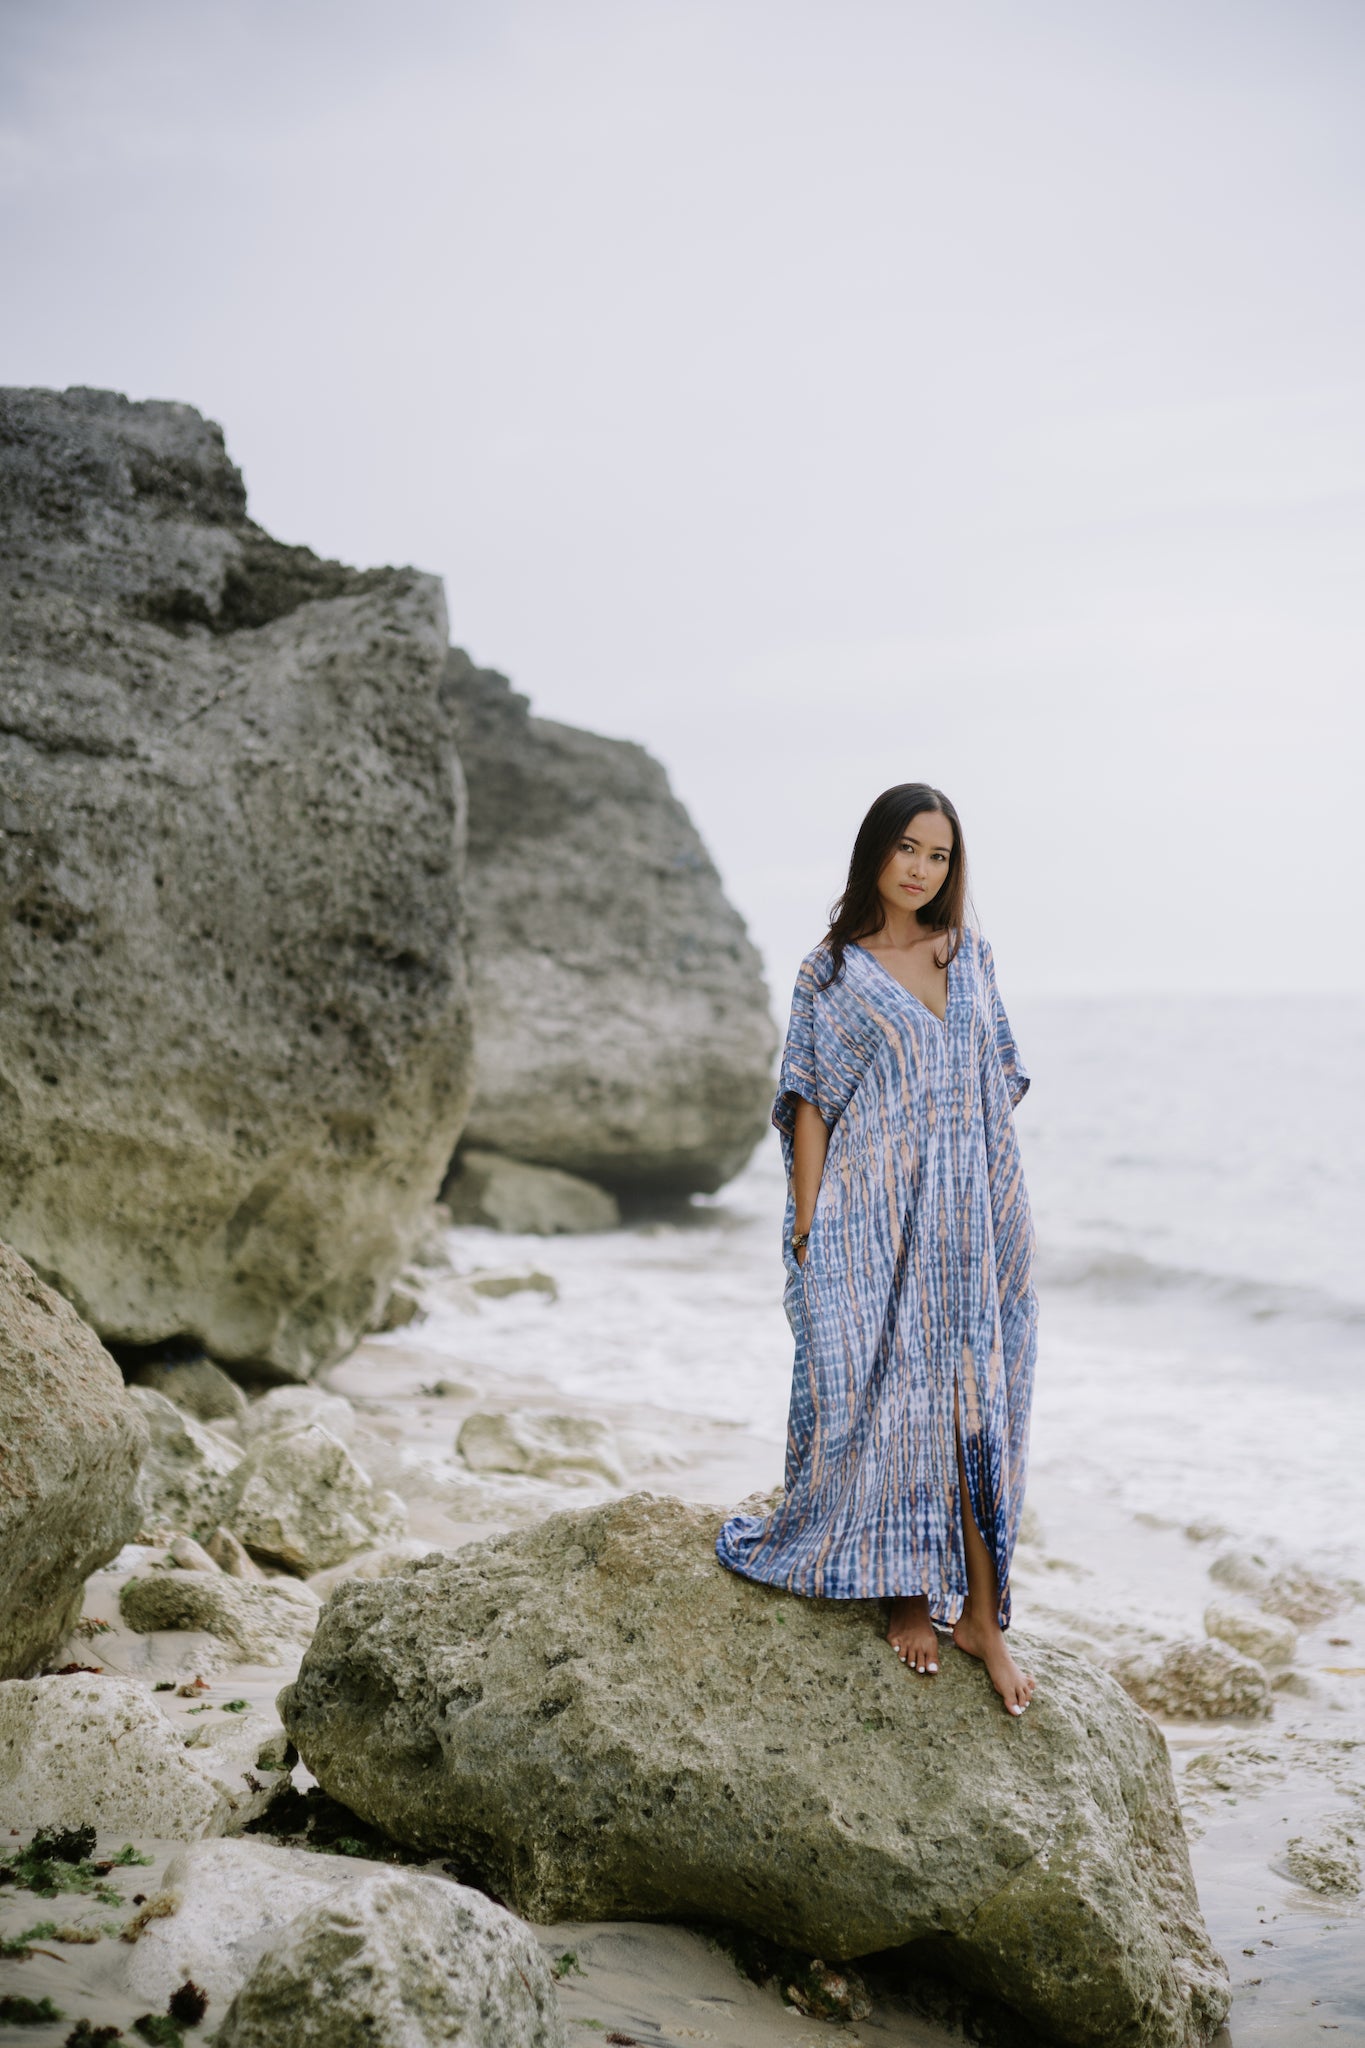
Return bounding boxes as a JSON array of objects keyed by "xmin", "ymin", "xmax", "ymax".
[
  {"xmin": 214, "ymin": 1868, "xmax": 565, "ymax": 2048},
  {"xmin": 0, "ymin": 1240, "xmax": 147, "ymax": 1677},
  {"xmin": 0, "ymin": 386, "xmax": 472, "ymax": 1378},
  {"xmin": 443, "ymin": 654, "xmax": 775, "ymax": 1196},
  {"xmin": 282, "ymin": 1494, "xmax": 1231, "ymax": 2048}
]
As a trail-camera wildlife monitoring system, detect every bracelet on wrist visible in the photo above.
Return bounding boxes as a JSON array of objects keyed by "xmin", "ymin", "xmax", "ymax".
[{"xmin": 791, "ymin": 1231, "xmax": 810, "ymax": 1251}]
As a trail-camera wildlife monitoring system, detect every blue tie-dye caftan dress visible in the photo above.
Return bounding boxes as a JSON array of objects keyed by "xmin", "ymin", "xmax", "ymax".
[{"xmin": 716, "ymin": 930, "xmax": 1037, "ymax": 1629}]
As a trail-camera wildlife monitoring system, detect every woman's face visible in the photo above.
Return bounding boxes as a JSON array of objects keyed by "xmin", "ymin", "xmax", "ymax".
[{"xmin": 877, "ymin": 810, "xmax": 954, "ymax": 920}]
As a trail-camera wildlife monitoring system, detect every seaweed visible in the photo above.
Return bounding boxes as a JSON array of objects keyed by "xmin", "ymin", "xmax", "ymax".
[
  {"xmin": 0, "ymin": 1834, "xmax": 126, "ymax": 1909},
  {"xmin": 0, "ymin": 1994, "xmax": 66, "ymax": 2025},
  {"xmin": 166, "ymin": 1982, "xmax": 208, "ymax": 2027},
  {"xmin": 132, "ymin": 2018, "xmax": 182, "ymax": 2047},
  {"xmin": 243, "ymin": 1785, "xmax": 424, "ymax": 1864}
]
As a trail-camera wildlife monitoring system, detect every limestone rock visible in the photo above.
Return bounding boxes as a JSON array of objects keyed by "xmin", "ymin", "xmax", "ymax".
[
  {"xmin": 282, "ymin": 1493, "xmax": 1230, "ymax": 2048},
  {"xmin": 308, "ymin": 1539, "xmax": 436, "ymax": 1599},
  {"xmin": 0, "ymin": 386, "xmax": 472, "ymax": 1379},
  {"xmin": 0, "ymin": 1240, "xmax": 148, "ymax": 1677},
  {"xmin": 1285, "ymin": 1820, "xmax": 1361, "ymax": 1897},
  {"xmin": 0, "ymin": 1674, "xmax": 277, "ymax": 1834},
  {"xmin": 457, "ymin": 1410, "xmax": 625, "ymax": 1486},
  {"xmin": 130, "ymin": 1354, "xmax": 248, "ymax": 1424},
  {"xmin": 1110, "ymin": 1637, "xmax": 1272, "ymax": 1721},
  {"xmin": 444, "ymin": 653, "xmax": 775, "ymax": 1197},
  {"xmin": 239, "ymin": 1385, "xmax": 357, "ymax": 1445},
  {"xmin": 376, "ymin": 1284, "xmax": 424, "ymax": 1330},
  {"xmin": 223, "ymin": 1422, "xmax": 406, "ymax": 1573},
  {"xmin": 465, "ymin": 1267, "xmax": 558, "ymax": 1300},
  {"xmin": 215, "ymin": 1869, "xmax": 565, "ymax": 2048},
  {"xmin": 168, "ymin": 1533, "xmax": 222, "ymax": 1573},
  {"xmin": 1206, "ymin": 1548, "xmax": 1269, "ymax": 1599},
  {"xmin": 123, "ymin": 1837, "xmax": 376, "ymax": 2014},
  {"xmin": 443, "ymin": 1149, "xmax": 621, "ymax": 1234},
  {"xmin": 206, "ymin": 1525, "xmax": 266, "ymax": 1579},
  {"xmin": 120, "ymin": 1567, "xmax": 320, "ymax": 1661},
  {"xmin": 1207, "ymin": 1547, "xmax": 1348, "ymax": 1626},
  {"xmin": 1260, "ymin": 1564, "xmax": 1350, "ymax": 1626},
  {"xmin": 1203, "ymin": 1602, "xmax": 1296, "ymax": 1669},
  {"xmin": 128, "ymin": 1384, "xmax": 242, "ymax": 1537}
]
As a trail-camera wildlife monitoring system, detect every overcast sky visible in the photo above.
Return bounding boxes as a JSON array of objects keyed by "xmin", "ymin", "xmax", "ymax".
[{"xmin": 3, "ymin": 0, "xmax": 1362, "ymax": 998}]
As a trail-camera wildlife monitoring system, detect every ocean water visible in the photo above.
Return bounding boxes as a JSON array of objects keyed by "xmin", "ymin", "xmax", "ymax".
[{"xmin": 423, "ymin": 992, "xmax": 1365, "ymax": 1579}]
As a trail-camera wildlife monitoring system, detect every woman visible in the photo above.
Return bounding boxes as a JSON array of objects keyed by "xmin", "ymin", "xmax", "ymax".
[{"xmin": 716, "ymin": 784, "xmax": 1038, "ymax": 1716}]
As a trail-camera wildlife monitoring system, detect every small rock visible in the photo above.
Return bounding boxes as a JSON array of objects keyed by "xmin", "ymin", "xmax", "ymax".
[
  {"xmin": 1207, "ymin": 1547, "xmax": 1348, "ymax": 1626},
  {"xmin": 1262, "ymin": 1565, "xmax": 1349, "ymax": 1628},
  {"xmin": 120, "ymin": 1569, "xmax": 320, "ymax": 1662},
  {"xmin": 238, "ymin": 1386, "xmax": 356, "ymax": 1446},
  {"xmin": 465, "ymin": 1266, "xmax": 559, "ymax": 1300},
  {"xmin": 375, "ymin": 1286, "xmax": 424, "ymax": 1331},
  {"xmin": 205, "ymin": 1527, "xmax": 265, "ymax": 1580},
  {"xmin": 1184, "ymin": 1519, "xmax": 1231, "ymax": 1545},
  {"xmin": 223, "ymin": 1424, "xmax": 406, "ymax": 1574},
  {"xmin": 1203, "ymin": 1604, "xmax": 1296, "ymax": 1669},
  {"xmin": 1111, "ymin": 1637, "xmax": 1272, "ymax": 1721},
  {"xmin": 214, "ymin": 1869, "xmax": 565, "ymax": 2048},
  {"xmin": 444, "ymin": 1149, "xmax": 621, "ymax": 1235},
  {"xmin": 308, "ymin": 1540, "xmax": 435, "ymax": 1600},
  {"xmin": 129, "ymin": 1386, "xmax": 242, "ymax": 1539},
  {"xmin": 1208, "ymin": 1548, "xmax": 1273, "ymax": 1599},
  {"xmin": 0, "ymin": 1675, "xmax": 276, "ymax": 1835},
  {"xmin": 131, "ymin": 1357, "xmax": 248, "ymax": 1425},
  {"xmin": 169, "ymin": 1535, "xmax": 222, "ymax": 1575},
  {"xmin": 457, "ymin": 1410, "xmax": 625, "ymax": 1485},
  {"xmin": 1286, "ymin": 1821, "xmax": 1361, "ymax": 1896}
]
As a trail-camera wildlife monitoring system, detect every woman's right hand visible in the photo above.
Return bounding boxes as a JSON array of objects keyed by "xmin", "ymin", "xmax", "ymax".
[{"xmin": 795, "ymin": 1243, "xmax": 808, "ymax": 1267}]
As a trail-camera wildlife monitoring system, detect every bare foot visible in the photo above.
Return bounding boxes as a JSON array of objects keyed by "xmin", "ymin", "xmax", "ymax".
[
  {"xmin": 886, "ymin": 1594, "xmax": 940, "ymax": 1675},
  {"xmin": 952, "ymin": 1597, "xmax": 1036, "ymax": 1716}
]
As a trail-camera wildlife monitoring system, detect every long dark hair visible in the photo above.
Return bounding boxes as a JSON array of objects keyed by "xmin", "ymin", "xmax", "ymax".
[{"xmin": 818, "ymin": 783, "xmax": 969, "ymax": 988}]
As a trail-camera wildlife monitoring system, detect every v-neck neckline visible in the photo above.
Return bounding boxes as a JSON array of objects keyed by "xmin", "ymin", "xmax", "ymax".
[{"xmin": 850, "ymin": 939, "xmax": 950, "ymax": 1026}]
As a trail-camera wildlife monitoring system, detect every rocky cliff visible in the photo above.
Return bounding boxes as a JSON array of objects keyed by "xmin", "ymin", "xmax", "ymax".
[
  {"xmin": 444, "ymin": 652, "xmax": 775, "ymax": 1196},
  {"xmin": 0, "ymin": 387, "xmax": 472, "ymax": 1377}
]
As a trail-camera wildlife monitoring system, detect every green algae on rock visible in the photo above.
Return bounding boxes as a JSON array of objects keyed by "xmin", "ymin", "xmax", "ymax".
[{"xmin": 281, "ymin": 1492, "xmax": 1231, "ymax": 2048}]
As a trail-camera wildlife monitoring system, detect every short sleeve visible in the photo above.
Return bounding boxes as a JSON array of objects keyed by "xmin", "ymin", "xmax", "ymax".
[
  {"xmin": 772, "ymin": 957, "xmax": 821, "ymax": 1139},
  {"xmin": 981, "ymin": 939, "xmax": 1030, "ymax": 1109}
]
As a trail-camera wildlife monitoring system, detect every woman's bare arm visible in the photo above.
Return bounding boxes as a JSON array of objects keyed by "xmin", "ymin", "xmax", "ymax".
[{"xmin": 791, "ymin": 1096, "xmax": 830, "ymax": 1264}]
